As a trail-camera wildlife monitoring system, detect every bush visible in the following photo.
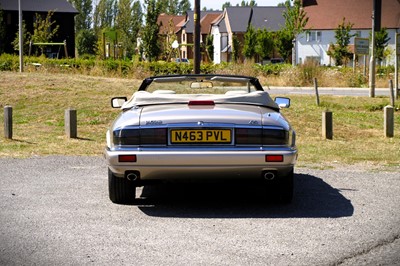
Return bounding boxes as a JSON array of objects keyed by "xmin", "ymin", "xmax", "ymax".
[
  {"xmin": 0, "ymin": 54, "xmax": 396, "ymax": 88},
  {"xmin": 0, "ymin": 54, "xmax": 19, "ymax": 71},
  {"xmin": 76, "ymin": 29, "xmax": 97, "ymax": 56}
]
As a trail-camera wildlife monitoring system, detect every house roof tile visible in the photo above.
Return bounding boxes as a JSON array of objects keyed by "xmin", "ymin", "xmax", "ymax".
[
  {"xmin": 250, "ymin": 6, "xmax": 286, "ymax": 31},
  {"xmin": 184, "ymin": 10, "xmax": 222, "ymax": 33},
  {"xmin": 157, "ymin": 14, "xmax": 186, "ymax": 34},
  {"xmin": 0, "ymin": 0, "xmax": 77, "ymax": 13},
  {"xmin": 225, "ymin": 7, "xmax": 252, "ymax": 32},
  {"xmin": 201, "ymin": 13, "xmax": 221, "ymax": 34},
  {"xmin": 303, "ymin": 0, "xmax": 400, "ymax": 30}
]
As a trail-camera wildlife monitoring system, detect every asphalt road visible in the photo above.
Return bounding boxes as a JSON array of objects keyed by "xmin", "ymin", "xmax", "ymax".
[
  {"xmin": 0, "ymin": 156, "xmax": 399, "ymax": 265},
  {"xmin": 266, "ymin": 86, "xmax": 396, "ymax": 97}
]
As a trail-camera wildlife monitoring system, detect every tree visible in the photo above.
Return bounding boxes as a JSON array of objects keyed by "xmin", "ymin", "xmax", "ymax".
[
  {"xmin": 282, "ymin": 0, "xmax": 308, "ymax": 38},
  {"xmin": 255, "ymin": 28, "xmax": 274, "ymax": 60},
  {"xmin": 76, "ymin": 29, "xmax": 97, "ymax": 55},
  {"xmin": 30, "ymin": 11, "xmax": 60, "ymax": 55},
  {"xmin": 178, "ymin": 0, "xmax": 191, "ymax": 13},
  {"xmin": 222, "ymin": 2, "xmax": 231, "ymax": 10},
  {"xmin": 282, "ymin": 0, "xmax": 309, "ymax": 64},
  {"xmin": 327, "ymin": 18, "xmax": 355, "ymax": 66},
  {"xmin": 240, "ymin": 1, "xmax": 256, "ymax": 7},
  {"xmin": 12, "ymin": 21, "xmax": 31, "ymax": 54},
  {"xmin": 231, "ymin": 34, "xmax": 240, "ymax": 63},
  {"xmin": 275, "ymin": 29, "xmax": 292, "ymax": 62},
  {"xmin": 374, "ymin": 27, "xmax": 390, "ymax": 66},
  {"xmin": 93, "ymin": 0, "xmax": 116, "ymax": 34},
  {"xmin": 131, "ymin": 1, "xmax": 143, "ymax": 45},
  {"xmin": 161, "ymin": 18, "xmax": 178, "ymax": 60},
  {"xmin": 68, "ymin": 0, "xmax": 92, "ymax": 31},
  {"xmin": 205, "ymin": 34, "xmax": 214, "ymax": 61},
  {"xmin": 141, "ymin": 0, "xmax": 161, "ymax": 61},
  {"xmin": 242, "ymin": 24, "xmax": 257, "ymax": 60},
  {"xmin": 115, "ymin": 0, "xmax": 137, "ymax": 57}
]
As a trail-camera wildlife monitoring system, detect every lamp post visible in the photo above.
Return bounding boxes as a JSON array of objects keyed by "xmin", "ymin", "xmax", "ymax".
[
  {"xmin": 193, "ymin": 0, "xmax": 201, "ymax": 74},
  {"xmin": 369, "ymin": 0, "xmax": 382, "ymax": 98},
  {"xmin": 18, "ymin": 0, "xmax": 23, "ymax": 72}
]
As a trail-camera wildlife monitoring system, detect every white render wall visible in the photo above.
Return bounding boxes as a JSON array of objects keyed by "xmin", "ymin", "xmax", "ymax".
[
  {"xmin": 212, "ymin": 25, "xmax": 230, "ymax": 64},
  {"xmin": 296, "ymin": 29, "xmax": 399, "ymax": 66},
  {"xmin": 211, "ymin": 26, "xmax": 221, "ymax": 64}
]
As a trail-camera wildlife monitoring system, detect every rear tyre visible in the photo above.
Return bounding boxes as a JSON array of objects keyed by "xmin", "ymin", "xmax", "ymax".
[
  {"xmin": 277, "ymin": 168, "xmax": 294, "ymax": 204},
  {"xmin": 108, "ymin": 168, "xmax": 136, "ymax": 204}
]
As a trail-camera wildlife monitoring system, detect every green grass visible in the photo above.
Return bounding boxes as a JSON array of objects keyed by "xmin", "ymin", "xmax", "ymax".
[{"xmin": 0, "ymin": 71, "xmax": 399, "ymax": 169}]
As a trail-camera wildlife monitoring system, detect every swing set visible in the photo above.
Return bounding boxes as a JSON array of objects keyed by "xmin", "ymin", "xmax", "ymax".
[{"xmin": 28, "ymin": 40, "xmax": 68, "ymax": 58}]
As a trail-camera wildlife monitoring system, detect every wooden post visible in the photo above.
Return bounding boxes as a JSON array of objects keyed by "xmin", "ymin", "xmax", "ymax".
[
  {"xmin": 65, "ymin": 108, "xmax": 77, "ymax": 138},
  {"xmin": 384, "ymin": 106, "xmax": 394, "ymax": 138},
  {"xmin": 4, "ymin": 106, "xmax": 13, "ymax": 139},
  {"xmin": 389, "ymin": 79, "xmax": 395, "ymax": 107},
  {"xmin": 322, "ymin": 111, "xmax": 333, "ymax": 140},
  {"xmin": 314, "ymin": 78, "xmax": 320, "ymax": 106}
]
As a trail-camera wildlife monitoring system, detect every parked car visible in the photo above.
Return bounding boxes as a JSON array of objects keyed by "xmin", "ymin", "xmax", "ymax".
[
  {"xmin": 105, "ymin": 74, "xmax": 297, "ymax": 204},
  {"xmin": 174, "ymin": 58, "xmax": 189, "ymax": 63}
]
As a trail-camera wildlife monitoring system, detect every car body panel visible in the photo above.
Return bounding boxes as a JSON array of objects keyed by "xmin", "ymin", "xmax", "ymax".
[{"xmin": 105, "ymin": 74, "xmax": 297, "ymax": 198}]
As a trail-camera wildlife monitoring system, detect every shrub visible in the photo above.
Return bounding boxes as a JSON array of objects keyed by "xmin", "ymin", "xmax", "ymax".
[{"xmin": 0, "ymin": 54, "xmax": 19, "ymax": 71}]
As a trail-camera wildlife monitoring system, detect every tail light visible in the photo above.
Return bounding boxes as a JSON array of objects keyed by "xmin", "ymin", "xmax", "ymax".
[
  {"xmin": 119, "ymin": 155, "xmax": 137, "ymax": 162},
  {"xmin": 265, "ymin": 155, "xmax": 284, "ymax": 162},
  {"xmin": 113, "ymin": 127, "xmax": 167, "ymax": 146},
  {"xmin": 188, "ymin": 100, "xmax": 215, "ymax": 105},
  {"xmin": 235, "ymin": 127, "xmax": 289, "ymax": 145}
]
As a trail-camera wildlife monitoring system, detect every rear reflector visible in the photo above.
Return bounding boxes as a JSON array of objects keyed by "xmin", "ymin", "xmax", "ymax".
[
  {"xmin": 188, "ymin": 100, "xmax": 215, "ymax": 105},
  {"xmin": 119, "ymin": 155, "xmax": 137, "ymax": 162},
  {"xmin": 265, "ymin": 155, "xmax": 284, "ymax": 162}
]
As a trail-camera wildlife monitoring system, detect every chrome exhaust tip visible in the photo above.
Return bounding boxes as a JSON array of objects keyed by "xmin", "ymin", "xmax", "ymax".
[
  {"xmin": 263, "ymin": 172, "xmax": 275, "ymax": 181},
  {"xmin": 126, "ymin": 172, "xmax": 139, "ymax": 181}
]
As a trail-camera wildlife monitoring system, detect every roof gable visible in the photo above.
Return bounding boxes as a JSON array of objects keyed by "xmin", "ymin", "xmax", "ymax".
[
  {"xmin": 201, "ymin": 13, "xmax": 221, "ymax": 34},
  {"xmin": 303, "ymin": 0, "xmax": 400, "ymax": 30},
  {"xmin": 157, "ymin": 14, "xmax": 186, "ymax": 34},
  {"xmin": 225, "ymin": 7, "xmax": 252, "ymax": 33},
  {"xmin": 184, "ymin": 10, "xmax": 221, "ymax": 33},
  {"xmin": 250, "ymin": 7, "xmax": 286, "ymax": 31},
  {"xmin": 0, "ymin": 0, "xmax": 78, "ymax": 13}
]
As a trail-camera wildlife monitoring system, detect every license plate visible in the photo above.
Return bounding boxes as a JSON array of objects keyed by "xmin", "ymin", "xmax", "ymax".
[{"xmin": 170, "ymin": 129, "xmax": 231, "ymax": 144}]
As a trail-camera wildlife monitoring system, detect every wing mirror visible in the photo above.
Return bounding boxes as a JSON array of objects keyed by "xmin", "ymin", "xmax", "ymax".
[
  {"xmin": 111, "ymin": 97, "xmax": 127, "ymax": 108},
  {"xmin": 274, "ymin": 97, "xmax": 291, "ymax": 108}
]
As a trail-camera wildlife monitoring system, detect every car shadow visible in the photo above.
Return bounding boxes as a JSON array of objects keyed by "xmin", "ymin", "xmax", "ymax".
[{"xmin": 135, "ymin": 173, "xmax": 354, "ymax": 219}]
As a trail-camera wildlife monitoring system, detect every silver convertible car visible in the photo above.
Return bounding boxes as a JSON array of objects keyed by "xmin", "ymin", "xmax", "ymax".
[{"xmin": 105, "ymin": 74, "xmax": 297, "ymax": 204}]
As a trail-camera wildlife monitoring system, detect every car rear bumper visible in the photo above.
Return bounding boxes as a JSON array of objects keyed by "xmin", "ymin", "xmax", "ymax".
[{"xmin": 105, "ymin": 148, "xmax": 297, "ymax": 180}]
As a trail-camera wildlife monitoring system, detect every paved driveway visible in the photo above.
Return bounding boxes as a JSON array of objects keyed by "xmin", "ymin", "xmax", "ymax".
[{"xmin": 0, "ymin": 156, "xmax": 399, "ymax": 265}]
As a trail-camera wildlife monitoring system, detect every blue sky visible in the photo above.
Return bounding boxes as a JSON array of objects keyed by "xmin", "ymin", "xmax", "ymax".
[{"xmin": 190, "ymin": 0, "xmax": 285, "ymax": 10}]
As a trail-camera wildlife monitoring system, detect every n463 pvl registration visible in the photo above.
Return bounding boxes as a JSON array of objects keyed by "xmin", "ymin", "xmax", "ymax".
[{"xmin": 170, "ymin": 129, "xmax": 231, "ymax": 144}]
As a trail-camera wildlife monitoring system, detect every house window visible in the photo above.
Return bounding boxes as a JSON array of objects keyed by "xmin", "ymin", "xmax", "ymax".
[
  {"xmin": 306, "ymin": 31, "xmax": 321, "ymax": 42},
  {"xmin": 182, "ymin": 33, "xmax": 186, "ymax": 43}
]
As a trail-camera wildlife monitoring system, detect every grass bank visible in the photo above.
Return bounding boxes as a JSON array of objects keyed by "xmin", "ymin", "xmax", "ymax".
[{"xmin": 0, "ymin": 71, "xmax": 399, "ymax": 168}]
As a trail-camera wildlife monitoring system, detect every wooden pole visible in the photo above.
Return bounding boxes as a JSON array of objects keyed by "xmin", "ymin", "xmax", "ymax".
[
  {"xmin": 384, "ymin": 106, "xmax": 394, "ymax": 138},
  {"xmin": 193, "ymin": 0, "xmax": 201, "ymax": 74},
  {"xmin": 389, "ymin": 79, "xmax": 395, "ymax": 107},
  {"xmin": 322, "ymin": 111, "xmax": 333, "ymax": 140},
  {"xmin": 65, "ymin": 108, "xmax": 77, "ymax": 138},
  {"xmin": 4, "ymin": 106, "xmax": 13, "ymax": 139},
  {"xmin": 18, "ymin": 0, "xmax": 23, "ymax": 72},
  {"xmin": 314, "ymin": 78, "xmax": 320, "ymax": 106}
]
